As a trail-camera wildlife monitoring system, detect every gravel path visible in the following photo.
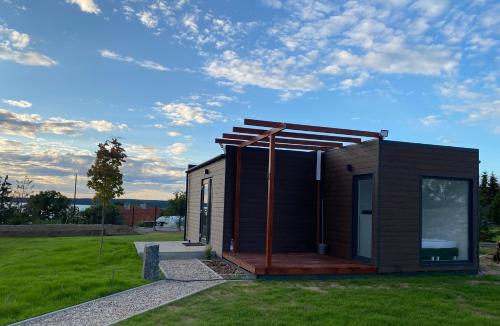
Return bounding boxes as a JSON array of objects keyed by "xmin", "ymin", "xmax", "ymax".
[{"xmin": 13, "ymin": 259, "xmax": 224, "ymax": 326}]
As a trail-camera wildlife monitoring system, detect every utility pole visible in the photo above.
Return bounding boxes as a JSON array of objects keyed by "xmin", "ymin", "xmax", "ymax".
[{"xmin": 73, "ymin": 173, "xmax": 77, "ymax": 223}]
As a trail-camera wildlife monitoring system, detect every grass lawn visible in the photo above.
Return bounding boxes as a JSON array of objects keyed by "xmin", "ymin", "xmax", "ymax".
[
  {"xmin": 0, "ymin": 232, "xmax": 183, "ymax": 325},
  {"xmin": 120, "ymin": 274, "xmax": 500, "ymax": 326}
]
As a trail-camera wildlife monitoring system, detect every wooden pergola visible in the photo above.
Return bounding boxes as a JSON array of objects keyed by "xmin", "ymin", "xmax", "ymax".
[{"xmin": 215, "ymin": 118, "xmax": 385, "ymax": 274}]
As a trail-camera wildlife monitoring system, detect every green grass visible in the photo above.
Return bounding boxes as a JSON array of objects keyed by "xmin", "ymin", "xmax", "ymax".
[
  {"xmin": 0, "ymin": 232, "xmax": 182, "ymax": 325},
  {"xmin": 120, "ymin": 274, "xmax": 500, "ymax": 326}
]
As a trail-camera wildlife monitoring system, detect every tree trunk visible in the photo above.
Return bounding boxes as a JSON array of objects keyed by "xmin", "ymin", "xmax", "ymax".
[{"xmin": 99, "ymin": 204, "xmax": 105, "ymax": 257}]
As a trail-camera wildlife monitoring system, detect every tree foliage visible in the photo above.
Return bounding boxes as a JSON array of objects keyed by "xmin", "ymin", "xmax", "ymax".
[
  {"xmin": 87, "ymin": 138, "xmax": 127, "ymax": 206},
  {"xmin": 479, "ymin": 171, "xmax": 500, "ymax": 241},
  {"xmin": 82, "ymin": 204, "xmax": 122, "ymax": 225},
  {"xmin": 0, "ymin": 175, "xmax": 12, "ymax": 224},
  {"xmin": 26, "ymin": 190, "xmax": 70, "ymax": 221},
  {"xmin": 162, "ymin": 191, "xmax": 186, "ymax": 217}
]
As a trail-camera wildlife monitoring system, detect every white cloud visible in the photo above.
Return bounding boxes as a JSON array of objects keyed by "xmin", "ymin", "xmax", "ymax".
[
  {"xmin": 410, "ymin": 0, "xmax": 448, "ymax": 18},
  {"xmin": 65, "ymin": 0, "xmax": 101, "ymax": 14},
  {"xmin": 0, "ymin": 108, "xmax": 127, "ymax": 138},
  {"xmin": 262, "ymin": 0, "xmax": 283, "ymax": 9},
  {"xmin": 442, "ymin": 100, "xmax": 500, "ymax": 123},
  {"xmin": 338, "ymin": 72, "xmax": 370, "ymax": 90},
  {"xmin": 137, "ymin": 11, "xmax": 158, "ymax": 28},
  {"xmin": 166, "ymin": 142, "xmax": 188, "ymax": 155},
  {"xmin": 419, "ymin": 115, "xmax": 441, "ymax": 126},
  {"xmin": 332, "ymin": 39, "xmax": 459, "ymax": 76},
  {"xmin": 155, "ymin": 102, "xmax": 223, "ymax": 126},
  {"xmin": 436, "ymin": 81, "xmax": 479, "ymax": 99},
  {"xmin": 205, "ymin": 50, "xmax": 322, "ymax": 92},
  {"xmin": 99, "ymin": 49, "xmax": 168, "ymax": 72},
  {"xmin": 167, "ymin": 131, "xmax": 181, "ymax": 137},
  {"xmin": 0, "ymin": 25, "xmax": 57, "ymax": 66},
  {"xmin": 182, "ymin": 14, "xmax": 198, "ymax": 33},
  {"xmin": 2, "ymin": 99, "xmax": 32, "ymax": 108}
]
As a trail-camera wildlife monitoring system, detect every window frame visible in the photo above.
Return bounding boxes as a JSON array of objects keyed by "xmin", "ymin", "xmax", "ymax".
[
  {"xmin": 199, "ymin": 177, "xmax": 212, "ymax": 244},
  {"xmin": 419, "ymin": 175, "xmax": 473, "ymax": 266}
]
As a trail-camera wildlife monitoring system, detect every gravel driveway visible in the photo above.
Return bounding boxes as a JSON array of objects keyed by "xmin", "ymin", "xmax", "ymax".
[{"xmin": 12, "ymin": 259, "xmax": 224, "ymax": 326}]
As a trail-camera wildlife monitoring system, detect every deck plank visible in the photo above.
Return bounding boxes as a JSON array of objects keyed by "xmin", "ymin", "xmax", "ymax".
[{"xmin": 222, "ymin": 252, "xmax": 377, "ymax": 276}]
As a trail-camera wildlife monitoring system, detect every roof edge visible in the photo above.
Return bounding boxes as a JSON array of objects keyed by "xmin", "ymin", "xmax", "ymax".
[{"xmin": 186, "ymin": 154, "xmax": 225, "ymax": 173}]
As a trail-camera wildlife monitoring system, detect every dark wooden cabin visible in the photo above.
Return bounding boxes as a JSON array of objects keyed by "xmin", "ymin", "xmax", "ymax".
[{"xmin": 185, "ymin": 119, "xmax": 479, "ymax": 276}]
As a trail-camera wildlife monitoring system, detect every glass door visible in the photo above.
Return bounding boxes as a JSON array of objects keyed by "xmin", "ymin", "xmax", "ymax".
[
  {"xmin": 354, "ymin": 175, "xmax": 372, "ymax": 259},
  {"xmin": 199, "ymin": 179, "xmax": 211, "ymax": 244}
]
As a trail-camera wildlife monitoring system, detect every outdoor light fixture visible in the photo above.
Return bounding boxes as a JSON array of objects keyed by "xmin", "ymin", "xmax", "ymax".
[
  {"xmin": 347, "ymin": 164, "xmax": 353, "ymax": 172},
  {"xmin": 379, "ymin": 129, "xmax": 389, "ymax": 139},
  {"xmin": 204, "ymin": 169, "xmax": 210, "ymax": 175}
]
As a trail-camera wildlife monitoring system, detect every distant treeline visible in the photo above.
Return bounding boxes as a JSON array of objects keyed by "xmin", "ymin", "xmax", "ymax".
[{"xmin": 13, "ymin": 197, "xmax": 169, "ymax": 208}]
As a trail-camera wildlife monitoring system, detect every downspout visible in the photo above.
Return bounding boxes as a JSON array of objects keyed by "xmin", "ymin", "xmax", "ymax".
[{"xmin": 184, "ymin": 169, "xmax": 189, "ymax": 241}]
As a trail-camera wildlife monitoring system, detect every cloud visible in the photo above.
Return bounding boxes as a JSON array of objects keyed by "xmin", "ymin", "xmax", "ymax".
[
  {"xmin": 155, "ymin": 102, "xmax": 223, "ymax": 126},
  {"xmin": 99, "ymin": 49, "xmax": 168, "ymax": 71},
  {"xmin": 65, "ymin": 0, "xmax": 101, "ymax": 14},
  {"xmin": 2, "ymin": 99, "xmax": 32, "ymax": 108},
  {"xmin": 0, "ymin": 25, "xmax": 57, "ymax": 66},
  {"xmin": 0, "ymin": 138, "xmax": 186, "ymax": 200},
  {"xmin": 0, "ymin": 108, "xmax": 127, "ymax": 138},
  {"xmin": 167, "ymin": 131, "xmax": 181, "ymax": 137},
  {"xmin": 442, "ymin": 100, "xmax": 500, "ymax": 123},
  {"xmin": 262, "ymin": 0, "xmax": 283, "ymax": 9},
  {"xmin": 436, "ymin": 81, "xmax": 480, "ymax": 99},
  {"xmin": 166, "ymin": 142, "xmax": 188, "ymax": 155},
  {"xmin": 205, "ymin": 50, "xmax": 322, "ymax": 92},
  {"xmin": 338, "ymin": 72, "xmax": 370, "ymax": 90},
  {"xmin": 419, "ymin": 115, "xmax": 441, "ymax": 126},
  {"xmin": 137, "ymin": 11, "xmax": 158, "ymax": 28},
  {"xmin": 332, "ymin": 41, "xmax": 459, "ymax": 76}
]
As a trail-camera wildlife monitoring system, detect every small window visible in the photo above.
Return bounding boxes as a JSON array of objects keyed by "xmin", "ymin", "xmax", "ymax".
[{"xmin": 421, "ymin": 178, "xmax": 471, "ymax": 262}]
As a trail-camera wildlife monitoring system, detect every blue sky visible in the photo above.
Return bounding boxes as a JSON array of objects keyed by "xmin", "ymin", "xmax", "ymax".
[{"xmin": 0, "ymin": 0, "xmax": 499, "ymax": 200}]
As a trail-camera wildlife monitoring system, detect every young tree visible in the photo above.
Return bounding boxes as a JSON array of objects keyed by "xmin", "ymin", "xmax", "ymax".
[
  {"xmin": 14, "ymin": 176, "xmax": 34, "ymax": 208},
  {"xmin": 0, "ymin": 175, "xmax": 12, "ymax": 224},
  {"xmin": 87, "ymin": 138, "xmax": 127, "ymax": 255}
]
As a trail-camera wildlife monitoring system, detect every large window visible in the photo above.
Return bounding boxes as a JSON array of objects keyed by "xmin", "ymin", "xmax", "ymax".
[{"xmin": 421, "ymin": 178, "xmax": 471, "ymax": 262}]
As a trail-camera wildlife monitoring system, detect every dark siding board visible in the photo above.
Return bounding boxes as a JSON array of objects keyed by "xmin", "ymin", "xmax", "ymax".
[
  {"xmin": 378, "ymin": 140, "xmax": 479, "ymax": 273},
  {"xmin": 223, "ymin": 146, "xmax": 317, "ymax": 253},
  {"xmin": 323, "ymin": 141, "xmax": 379, "ymax": 262}
]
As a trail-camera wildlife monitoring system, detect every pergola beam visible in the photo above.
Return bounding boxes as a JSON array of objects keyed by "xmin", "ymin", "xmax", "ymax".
[
  {"xmin": 233, "ymin": 127, "xmax": 362, "ymax": 143},
  {"xmin": 222, "ymin": 133, "xmax": 343, "ymax": 148},
  {"xmin": 244, "ymin": 118, "xmax": 381, "ymax": 138},
  {"xmin": 239, "ymin": 124, "xmax": 285, "ymax": 147},
  {"xmin": 215, "ymin": 138, "xmax": 333, "ymax": 151}
]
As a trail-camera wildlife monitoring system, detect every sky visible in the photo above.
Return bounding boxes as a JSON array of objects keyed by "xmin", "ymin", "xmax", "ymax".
[{"xmin": 0, "ymin": 0, "xmax": 499, "ymax": 200}]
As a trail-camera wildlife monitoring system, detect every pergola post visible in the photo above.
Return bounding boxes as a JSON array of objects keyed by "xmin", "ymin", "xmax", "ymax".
[
  {"xmin": 265, "ymin": 134, "xmax": 276, "ymax": 272},
  {"xmin": 233, "ymin": 147, "xmax": 242, "ymax": 253}
]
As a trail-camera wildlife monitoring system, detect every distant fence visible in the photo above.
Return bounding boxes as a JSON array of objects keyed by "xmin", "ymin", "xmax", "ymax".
[
  {"xmin": 119, "ymin": 206, "xmax": 161, "ymax": 226},
  {"xmin": 0, "ymin": 224, "xmax": 137, "ymax": 237}
]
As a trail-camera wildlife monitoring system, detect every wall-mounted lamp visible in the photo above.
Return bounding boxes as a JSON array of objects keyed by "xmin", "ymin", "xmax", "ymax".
[
  {"xmin": 347, "ymin": 164, "xmax": 353, "ymax": 172},
  {"xmin": 379, "ymin": 129, "xmax": 389, "ymax": 139},
  {"xmin": 204, "ymin": 168, "xmax": 210, "ymax": 175}
]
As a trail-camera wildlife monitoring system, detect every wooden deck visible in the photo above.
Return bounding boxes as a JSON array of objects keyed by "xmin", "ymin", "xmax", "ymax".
[{"xmin": 223, "ymin": 252, "xmax": 377, "ymax": 276}]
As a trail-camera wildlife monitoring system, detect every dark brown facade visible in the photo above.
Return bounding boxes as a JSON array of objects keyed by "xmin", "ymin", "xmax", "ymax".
[
  {"xmin": 223, "ymin": 145, "xmax": 317, "ymax": 253},
  {"xmin": 322, "ymin": 140, "xmax": 379, "ymax": 261},
  {"xmin": 377, "ymin": 141, "xmax": 479, "ymax": 273},
  {"xmin": 186, "ymin": 140, "xmax": 479, "ymax": 274}
]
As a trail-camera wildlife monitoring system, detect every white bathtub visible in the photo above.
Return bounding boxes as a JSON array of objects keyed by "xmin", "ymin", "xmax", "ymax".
[{"xmin": 422, "ymin": 238, "xmax": 458, "ymax": 249}]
